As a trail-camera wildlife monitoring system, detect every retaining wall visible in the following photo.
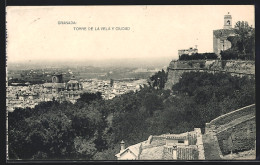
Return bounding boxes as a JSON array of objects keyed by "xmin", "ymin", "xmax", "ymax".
[
  {"xmin": 216, "ymin": 117, "xmax": 256, "ymax": 155},
  {"xmin": 195, "ymin": 128, "xmax": 205, "ymax": 160},
  {"xmin": 209, "ymin": 104, "xmax": 255, "ymax": 127},
  {"xmin": 165, "ymin": 60, "xmax": 255, "ymax": 90},
  {"xmin": 204, "ymin": 104, "xmax": 256, "ymax": 156}
]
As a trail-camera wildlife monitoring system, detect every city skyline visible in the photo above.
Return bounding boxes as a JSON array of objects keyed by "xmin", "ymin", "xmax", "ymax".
[{"xmin": 6, "ymin": 5, "xmax": 254, "ymax": 63}]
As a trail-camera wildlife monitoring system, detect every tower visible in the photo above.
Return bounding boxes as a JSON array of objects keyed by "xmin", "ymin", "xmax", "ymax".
[
  {"xmin": 52, "ymin": 74, "xmax": 63, "ymax": 83},
  {"xmin": 213, "ymin": 13, "xmax": 235, "ymax": 56},
  {"xmin": 224, "ymin": 12, "xmax": 232, "ymax": 29}
]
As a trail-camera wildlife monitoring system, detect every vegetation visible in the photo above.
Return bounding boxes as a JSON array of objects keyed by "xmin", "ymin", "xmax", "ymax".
[
  {"xmin": 221, "ymin": 21, "xmax": 255, "ymax": 60},
  {"xmin": 179, "ymin": 53, "xmax": 218, "ymax": 61},
  {"xmin": 148, "ymin": 69, "xmax": 168, "ymax": 89},
  {"xmin": 8, "ymin": 71, "xmax": 255, "ymax": 160}
]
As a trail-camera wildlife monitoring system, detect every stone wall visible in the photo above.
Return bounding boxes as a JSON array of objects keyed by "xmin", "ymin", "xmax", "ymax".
[
  {"xmin": 213, "ymin": 29, "xmax": 235, "ymax": 55},
  {"xmin": 194, "ymin": 128, "xmax": 205, "ymax": 160},
  {"xmin": 216, "ymin": 117, "xmax": 256, "ymax": 155},
  {"xmin": 213, "ymin": 29, "xmax": 234, "ymax": 56},
  {"xmin": 211, "ymin": 132, "xmax": 224, "ymax": 159},
  {"xmin": 208, "ymin": 104, "xmax": 255, "ymax": 127},
  {"xmin": 165, "ymin": 60, "xmax": 255, "ymax": 90},
  {"xmin": 204, "ymin": 104, "xmax": 256, "ymax": 156}
]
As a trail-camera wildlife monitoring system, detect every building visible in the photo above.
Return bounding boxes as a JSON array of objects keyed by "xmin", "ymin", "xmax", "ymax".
[
  {"xmin": 43, "ymin": 73, "xmax": 66, "ymax": 93},
  {"xmin": 6, "ymin": 74, "xmax": 88, "ymax": 111},
  {"xmin": 213, "ymin": 12, "xmax": 236, "ymax": 57},
  {"xmin": 65, "ymin": 76, "xmax": 83, "ymax": 91},
  {"xmin": 178, "ymin": 47, "xmax": 198, "ymax": 58},
  {"xmin": 115, "ymin": 128, "xmax": 205, "ymax": 160},
  {"xmin": 60, "ymin": 76, "xmax": 84, "ymax": 103},
  {"xmin": 42, "ymin": 74, "xmax": 84, "ymax": 103},
  {"xmin": 52, "ymin": 74, "xmax": 63, "ymax": 83}
]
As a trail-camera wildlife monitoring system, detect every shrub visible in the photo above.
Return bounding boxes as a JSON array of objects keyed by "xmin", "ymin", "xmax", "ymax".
[{"xmin": 179, "ymin": 53, "xmax": 218, "ymax": 61}]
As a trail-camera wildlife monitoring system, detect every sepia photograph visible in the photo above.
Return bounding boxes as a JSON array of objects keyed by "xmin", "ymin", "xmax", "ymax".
[{"xmin": 6, "ymin": 5, "xmax": 256, "ymax": 161}]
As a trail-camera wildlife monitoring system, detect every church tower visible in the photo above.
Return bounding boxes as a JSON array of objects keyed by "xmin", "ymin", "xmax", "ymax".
[
  {"xmin": 213, "ymin": 12, "xmax": 235, "ymax": 56},
  {"xmin": 223, "ymin": 12, "xmax": 232, "ymax": 29}
]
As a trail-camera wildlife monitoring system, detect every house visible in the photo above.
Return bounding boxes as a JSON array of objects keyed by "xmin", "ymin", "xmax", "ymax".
[
  {"xmin": 115, "ymin": 140, "xmax": 143, "ymax": 160},
  {"xmin": 178, "ymin": 47, "xmax": 198, "ymax": 57},
  {"xmin": 115, "ymin": 128, "xmax": 205, "ymax": 160}
]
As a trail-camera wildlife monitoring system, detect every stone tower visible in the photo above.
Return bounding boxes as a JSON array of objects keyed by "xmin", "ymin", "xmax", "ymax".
[
  {"xmin": 213, "ymin": 13, "xmax": 235, "ymax": 56},
  {"xmin": 223, "ymin": 12, "xmax": 232, "ymax": 29},
  {"xmin": 52, "ymin": 74, "xmax": 63, "ymax": 83}
]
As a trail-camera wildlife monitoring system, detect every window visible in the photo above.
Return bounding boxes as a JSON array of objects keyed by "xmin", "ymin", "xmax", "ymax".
[
  {"xmin": 53, "ymin": 77, "xmax": 57, "ymax": 82},
  {"xmin": 178, "ymin": 140, "xmax": 184, "ymax": 143},
  {"xmin": 227, "ymin": 20, "xmax": 230, "ymax": 25}
]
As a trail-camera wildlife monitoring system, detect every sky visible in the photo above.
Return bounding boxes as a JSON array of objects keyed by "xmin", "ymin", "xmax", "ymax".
[{"xmin": 6, "ymin": 5, "xmax": 254, "ymax": 63}]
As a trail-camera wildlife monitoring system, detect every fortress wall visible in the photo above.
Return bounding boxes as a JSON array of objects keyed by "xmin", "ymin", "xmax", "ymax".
[
  {"xmin": 209, "ymin": 104, "xmax": 255, "ymax": 126},
  {"xmin": 165, "ymin": 69, "xmax": 187, "ymax": 90},
  {"xmin": 165, "ymin": 60, "xmax": 255, "ymax": 90},
  {"xmin": 211, "ymin": 132, "xmax": 224, "ymax": 159},
  {"xmin": 216, "ymin": 117, "xmax": 256, "ymax": 155},
  {"xmin": 195, "ymin": 128, "xmax": 205, "ymax": 160},
  {"xmin": 168, "ymin": 60, "xmax": 206, "ymax": 69},
  {"xmin": 204, "ymin": 104, "xmax": 255, "ymax": 155}
]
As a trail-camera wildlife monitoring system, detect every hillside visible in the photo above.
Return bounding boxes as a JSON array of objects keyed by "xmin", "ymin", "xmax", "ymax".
[{"xmin": 8, "ymin": 70, "xmax": 255, "ymax": 160}]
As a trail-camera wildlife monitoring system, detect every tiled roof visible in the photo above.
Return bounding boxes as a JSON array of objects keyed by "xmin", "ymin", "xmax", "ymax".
[
  {"xmin": 43, "ymin": 83, "xmax": 65, "ymax": 88},
  {"xmin": 177, "ymin": 145, "xmax": 198, "ymax": 160},
  {"xmin": 162, "ymin": 147, "xmax": 174, "ymax": 160},
  {"xmin": 67, "ymin": 79, "xmax": 79, "ymax": 84},
  {"xmin": 116, "ymin": 129, "xmax": 202, "ymax": 160},
  {"xmin": 115, "ymin": 141, "xmax": 145, "ymax": 158},
  {"xmin": 139, "ymin": 146, "xmax": 165, "ymax": 160},
  {"xmin": 128, "ymin": 143, "xmax": 142, "ymax": 157}
]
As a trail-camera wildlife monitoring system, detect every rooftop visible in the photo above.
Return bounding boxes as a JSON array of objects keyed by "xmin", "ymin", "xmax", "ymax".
[{"xmin": 115, "ymin": 128, "xmax": 203, "ymax": 160}]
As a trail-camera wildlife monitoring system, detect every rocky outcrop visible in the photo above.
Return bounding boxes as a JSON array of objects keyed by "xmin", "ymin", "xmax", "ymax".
[{"xmin": 165, "ymin": 60, "xmax": 255, "ymax": 90}]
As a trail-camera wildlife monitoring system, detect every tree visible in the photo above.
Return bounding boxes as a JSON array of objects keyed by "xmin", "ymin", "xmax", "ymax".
[
  {"xmin": 149, "ymin": 69, "xmax": 168, "ymax": 89},
  {"xmin": 179, "ymin": 53, "xmax": 218, "ymax": 61},
  {"xmin": 8, "ymin": 71, "xmax": 255, "ymax": 160},
  {"xmin": 179, "ymin": 54, "xmax": 190, "ymax": 60},
  {"xmin": 223, "ymin": 21, "xmax": 255, "ymax": 60},
  {"xmin": 93, "ymin": 147, "xmax": 119, "ymax": 160},
  {"xmin": 73, "ymin": 136, "xmax": 97, "ymax": 159},
  {"xmin": 234, "ymin": 21, "xmax": 254, "ymax": 55},
  {"xmin": 76, "ymin": 92, "xmax": 102, "ymax": 104},
  {"xmin": 9, "ymin": 109, "xmax": 75, "ymax": 159},
  {"xmin": 143, "ymin": 93, "xmax": 163, "ymax": 115}
]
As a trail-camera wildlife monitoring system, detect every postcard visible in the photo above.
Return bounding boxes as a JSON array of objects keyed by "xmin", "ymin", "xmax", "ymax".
[{"xmin": 6, "ymin": 5, "xmax": 255, "ymax": 161}]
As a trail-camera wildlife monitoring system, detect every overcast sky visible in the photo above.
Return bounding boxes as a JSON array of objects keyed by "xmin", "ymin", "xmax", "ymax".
[{"xmin": 6, "ymin": 5, "xmax": 254, "ymax": 63}]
